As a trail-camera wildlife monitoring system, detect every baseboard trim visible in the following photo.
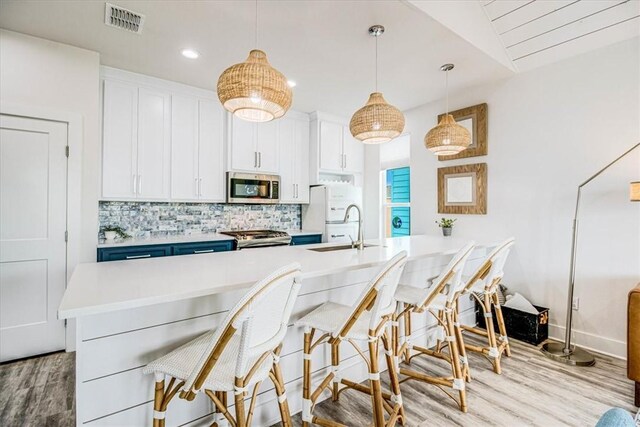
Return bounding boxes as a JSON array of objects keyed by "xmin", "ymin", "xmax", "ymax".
[{"xmin": 548, "ymin": 323, "xmax": 626, "ymax": 360}]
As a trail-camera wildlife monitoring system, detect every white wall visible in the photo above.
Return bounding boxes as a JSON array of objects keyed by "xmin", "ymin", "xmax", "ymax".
[
  {"xmin": 366, "ymin": 37, "xmax": 640, "ymax": 357},
  {"xmin": 0, "ymin": 30, "xmax": 101, "ymax": 264}
]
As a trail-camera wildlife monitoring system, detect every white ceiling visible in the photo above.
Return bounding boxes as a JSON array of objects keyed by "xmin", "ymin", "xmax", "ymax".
[
  {"xmin": 0, "ymin": 0, "xmax": 515, "ymax": 117},
  {"xmin": 480, "ymin": 0, "xmax": 640, "ymax": 71}
]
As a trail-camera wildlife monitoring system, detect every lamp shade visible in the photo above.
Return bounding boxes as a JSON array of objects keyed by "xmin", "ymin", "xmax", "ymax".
[
  {"xmin": 424, "ymin": 114, "xmax": 471, "ymax": 156},
  {"xmin": 631, "ymin": 181, "xmax": 640, "ymax": 201},
  {"xmin": 349, "ymin": 92, "xmax": 405, "ymax": 144},
  {"xmin": 217, "ymin": 49, "xmax": 292, "ymax": 122}
]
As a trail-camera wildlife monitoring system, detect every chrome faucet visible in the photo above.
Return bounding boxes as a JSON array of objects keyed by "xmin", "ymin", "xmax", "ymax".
[{"xmin": 343, "ymin": 204, "xmax": 364, "ymax": 250}]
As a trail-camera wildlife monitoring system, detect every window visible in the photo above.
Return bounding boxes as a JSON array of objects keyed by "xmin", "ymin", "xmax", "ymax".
[{"xmin": 382, "ymin": 166, "xmax": 410, "ymax": 238}]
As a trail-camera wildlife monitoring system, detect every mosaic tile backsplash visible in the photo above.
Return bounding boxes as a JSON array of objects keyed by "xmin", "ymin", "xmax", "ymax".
[{"xmin": 99, "ymin": 201, "xmax": 301, "ymax": 238}]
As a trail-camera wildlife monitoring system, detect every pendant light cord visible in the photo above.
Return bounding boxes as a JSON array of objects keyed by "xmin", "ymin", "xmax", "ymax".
[
  {"xmin": 445, "ymin": 68, "xmax": 449, "ymax": 115},
  {"xmin": 375, "ymin": 34, "xmax": 378, "ymax": 92},
  {"xmin": 254, "ymin": 0, "xmax": 258, "ymax": 49}
]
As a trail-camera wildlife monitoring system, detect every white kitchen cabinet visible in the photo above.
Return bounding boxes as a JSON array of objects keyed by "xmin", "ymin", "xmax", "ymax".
[
  {"xmin": 278, "ymin": 115, "xmax": 310, "ymax": 203},
  {"xmin": 197, "ymin": 100, "xmax": 225, "ymax": 201},
  {"xmin": 171, "ymin": 97, "xmax": 225, "ymax": 201},
  {"xmin": 309, "ymin": 112, "xmax": 365, "ymax": 185},
  {"xmin": 170, "ymin": 95, "xmax": 199, "ymax": 200},
  {"xmin": 319, "ymin": 121, "xmax": 343, "ymax": 172},
  {"xmin": 102, "ymin": 80, "xmax": 171, "ymax": 200},
  {"xmin": 136, "ymin": 88, "xmax": 171, "ymax": 199},
  {"xmin": 342, "ymin": 126, "xmax": 364, "ymax": 174},
  {"xmin": 102, "ymin": 80, "xmax": 138, "ymax": 199},
  {"xmin": 229, "ymin": 116, "xmax": 280, "ymax": 174}
]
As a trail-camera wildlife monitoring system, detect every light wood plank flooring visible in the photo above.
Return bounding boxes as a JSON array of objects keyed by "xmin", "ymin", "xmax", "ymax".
[{"xmin": 0, "ymin": 337, "xmax": 636, "ymax": 426}]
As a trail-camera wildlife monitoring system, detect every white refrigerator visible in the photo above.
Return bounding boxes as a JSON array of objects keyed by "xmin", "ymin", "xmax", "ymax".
[{"xmin": 302, "ymin": 185, "xmax": 363, "ymax": 244}]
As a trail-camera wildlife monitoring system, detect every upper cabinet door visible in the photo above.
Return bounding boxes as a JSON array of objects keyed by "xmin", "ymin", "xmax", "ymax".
[
  {"xmin": 319, "ymin": 121, "xmax": 343, "ymax": 172},
  {"xmin": 198, "ymin": 100, "xmax": 225, "ymax": 201},
  {"xmin": 170, "ymin": 95, "xmax": 199, "ymax": 200},
  {"xmin": 342, "ymin": 127, "xmax": 364, "ymax": 174},
  {"xmin": 102, "ymin": 80, "xmax": 138, "ymax": 199},
  {"xmin": 230, "ymin": 117, "xmax": 257, "ymax": 171},
  {"xmin": 277, "ymin": 118, "xmax": 296, "ymax": 203},
  {"xmin": 295, "ymin": 119, "xmax": 310, "ymax": 203},
  {"xmin": 137, "ymin": 88, "xmax": 171, "ymax": 199},
  {"xmin": 256, "ymin": 120, "xmax": 279, "ymax": 173}
]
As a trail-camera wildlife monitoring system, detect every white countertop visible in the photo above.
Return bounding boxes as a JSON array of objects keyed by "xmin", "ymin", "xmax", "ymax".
[
  {"xmin": 62, "ymin": 235, "xmax": 489, "ymax": 319},
  {"xmin": 97, "ymin": 230, "xmax": 323, "ymax": 248}
]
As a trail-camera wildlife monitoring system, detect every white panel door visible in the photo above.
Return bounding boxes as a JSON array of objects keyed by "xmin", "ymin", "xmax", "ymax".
[
  {"xmin": 137, "ymin": 88, "xmax": 171, "ymax": 200},
  {"xmin": 342, "ymin": 126, "xmax": 364, "ymax": 174},
  {"xmin": 295, "ymin": 119, "xmax": 310, "ymax": 203},
  {"xmin": 230, "ymin": 117, "xmax": 257, "ymax": 171},
  {"xmin": 198, "ymin": 100, "xmax": 225, "ymax": 201},
  {"xmin": 319, "ymin": 120, "xmax": 343, "ymax": 172},
  {"xmin": 102, "ymin": 80, "xmax": 138, "ymax": 199},
  {"xmin": 278, "ymin": 118, "xmax": 296, "ymax": 202},
  {"xmin": 171, "ymin": 95, "xmax": 199, "ymax": 200},
  {"xmin": 0, "ymin": 115, "xmax": 67, "ymax": 362},
  {"xmin": 256, "ymin": 120, "xmax": 279, "ymax": 173}
]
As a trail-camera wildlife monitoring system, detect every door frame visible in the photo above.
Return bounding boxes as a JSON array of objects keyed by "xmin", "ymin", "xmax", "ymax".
[{"xmin": 0, "ymin": 101, "xmax": 83, "ymax": 351}]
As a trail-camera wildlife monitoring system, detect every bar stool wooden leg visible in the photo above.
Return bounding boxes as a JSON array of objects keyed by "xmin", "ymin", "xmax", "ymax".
[
  {"xmin": 402, "ymin": 303, "xmax": 412, "ymax": 364},
  {"xmin": 302, "ymin": 328, "xmax": 313, "ymax": 427},
  {"xmin": 234, "ymin": 378, "xmax": 247, "ymax": 427},
  {"xmin": 367, "ymin": 332, "xmax": 385, "ymax": 427},
  {"xmin": 382, "ymin": 332, "xmax": 405, "ymax": 425},
  {"xmin": 482, "ymin": 291, "xmax": 501, "ymax": 374},
  {"xmin": 453, "ymin": 304, "xmax": 471, "ymax": 382},
  {"xmin": 153, "ymin": 376, "xmax": 166, "ymax": 427},
  {"xmin": 331, "ymin": 341, "xmax": 340, "ymax": 402},
  {"xmin": 493, "ymin": 292, "xmax": 511, "ymax": 357},
  {"xmin": 270, "ymin": 358, "xmax": 292, "ymax": 427},
  {"xmin": 444, "ymin": 309, "xmax": 467, "ymax": 413}
]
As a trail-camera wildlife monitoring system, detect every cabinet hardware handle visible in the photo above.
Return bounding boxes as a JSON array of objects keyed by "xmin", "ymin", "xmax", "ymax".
[
  {"xmin": 199, "ymin": 178, "xmax": 203, "ymax": 197},
  {"xmin": 296, "ymin": 183, "xmax": 298, "ymax": 199},
  {"xmin": 254, "ymin": 151, "xmax": 257, "ymax": 168},
  {"xmin": 132, "ymin": 174, "xmax": 137, "ymax": 195},
  {"xmin": 343, "ymin": 154, "xmax": 347, "ymax": 170},
  {"xmin": 331, "ymin": 234, "xmax": 345, "ymax": 238},
  {"xmin": 195, "ymin": 177, "xmax": 199, "ymax": 196},
  {"xmin": 258, "ymin": 152, "xmax": 262, "ymax": 168},
  {"xmin": 194, "ymin": 249, "xmax": 214, "ymax": 254},
  {"xmin": 126, "ymin": 254, "xmax": 151, "ymax": 259},
  {"xmin": 138, "ymin": 175, "xmax": 142, "ymax": 194}
]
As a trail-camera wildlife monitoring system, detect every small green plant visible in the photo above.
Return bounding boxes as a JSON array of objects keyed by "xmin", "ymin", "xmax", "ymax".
[
  {"xmin": 435, "ymin": 218, "xmax": 457, "ymax": 228},
  {"xmin": 102, "ymin": 225, "xmax": 131, "ymax": 239}
]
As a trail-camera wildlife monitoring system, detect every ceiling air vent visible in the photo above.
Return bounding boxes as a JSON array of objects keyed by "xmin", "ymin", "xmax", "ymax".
[{"xmin": 104, "ymin": 3, "xmax": 145, "ymax": 34}]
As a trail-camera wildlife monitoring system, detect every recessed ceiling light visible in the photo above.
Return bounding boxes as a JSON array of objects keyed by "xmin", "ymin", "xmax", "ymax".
[
  {"xmin": 287, "ymin": 80, "xmax": 297, "ymax": 88},
  {"xmin": 181, "ymin": 49, "xmax": 199, "ymax": 59}
]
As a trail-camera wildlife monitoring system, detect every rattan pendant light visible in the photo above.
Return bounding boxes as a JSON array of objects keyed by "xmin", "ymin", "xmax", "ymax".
[
  {"xmin": 349, "ymin": 25, "xmax": 404, "ymax": 144},
  {"xmin": 217, "ymin": 0, "xmax": 292, "ymax": 122},
  {"xmin": 425, "ymin": 64, "xmax": 471, "ymax": 156}
]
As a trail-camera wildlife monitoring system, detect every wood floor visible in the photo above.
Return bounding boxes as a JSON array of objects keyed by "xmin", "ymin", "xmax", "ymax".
[{"xmin": 0, "ymin": 337, "xmax": 636, "ymax": 426}]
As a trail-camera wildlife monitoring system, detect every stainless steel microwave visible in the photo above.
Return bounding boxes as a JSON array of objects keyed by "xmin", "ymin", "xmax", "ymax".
[{"xmin": 227, "ymin": 172, "xmax": 280, "ymax": 204}]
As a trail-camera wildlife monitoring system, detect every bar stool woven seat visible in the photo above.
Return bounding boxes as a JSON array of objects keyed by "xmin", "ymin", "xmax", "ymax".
[{"xmin": 296, "ymin": 301, "xmax": 375, "ymax": 341}]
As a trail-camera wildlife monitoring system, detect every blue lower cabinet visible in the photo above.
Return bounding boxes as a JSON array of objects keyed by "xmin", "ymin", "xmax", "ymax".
[
  {"xmin": 97, "ymin": 240, "xmax": 234, "ymax": 262},
  {"xmin": 172, "ymin": 241, "xmax": 234, "ymax": 256},
  {"xmin": 97, "ymin": 244, "xmax": 172, "ymax": 262},
  {"xmin": 290, "ymin": 234, "xmax": 322, "ymax": 246}
]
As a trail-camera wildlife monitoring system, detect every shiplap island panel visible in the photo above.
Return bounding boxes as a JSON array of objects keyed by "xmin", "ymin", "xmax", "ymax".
[{"xmin": 60, "ymin": 235, "xmax": 492, "ymax": 426}]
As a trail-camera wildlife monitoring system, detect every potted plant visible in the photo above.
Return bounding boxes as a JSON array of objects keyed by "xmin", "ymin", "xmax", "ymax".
[
  {"xmin": 435, "ymin": 218, "xmax": 456, "ymax": 237},
  {"xmin": 102, "ymin": 225, "xmax": 131, "ymax": 241}
]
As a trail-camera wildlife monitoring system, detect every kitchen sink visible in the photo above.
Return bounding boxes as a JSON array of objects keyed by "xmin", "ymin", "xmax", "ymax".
[{"xmin": 307, "ymin": 244, "xmax": 377, "ymax": 252}]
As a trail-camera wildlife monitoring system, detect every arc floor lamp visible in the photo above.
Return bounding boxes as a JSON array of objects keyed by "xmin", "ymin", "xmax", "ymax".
[{"xmin": 541, "ymin": 142, "xmax": 640, "ymax": 366}]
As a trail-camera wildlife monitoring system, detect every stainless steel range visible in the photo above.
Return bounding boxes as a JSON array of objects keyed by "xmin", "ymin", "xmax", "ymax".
[{"xmin": 220, "ymin": 230, "xmax": 291, "ymax": 250}]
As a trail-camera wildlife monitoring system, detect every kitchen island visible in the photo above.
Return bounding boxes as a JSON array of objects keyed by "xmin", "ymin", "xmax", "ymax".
[{"xmin": 60, "ymin": 235, "xmax": 491, "ymax": 426}]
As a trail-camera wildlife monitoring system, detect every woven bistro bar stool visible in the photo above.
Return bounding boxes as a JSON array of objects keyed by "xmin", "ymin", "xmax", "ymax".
[
  {"xmin": 458, "ymin": 238, "xmax": 515, "ymax": 374},
  {"xmin": 143, "ymin": 263, "xmax": 302, "ymax": 427},
  {"xmin": 295, "ymin": 251, "xmax": 408, "ymax": 427},
  {"xmin": 393, "ymin": 242, "xmax": 475, "ymax": 412}
]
